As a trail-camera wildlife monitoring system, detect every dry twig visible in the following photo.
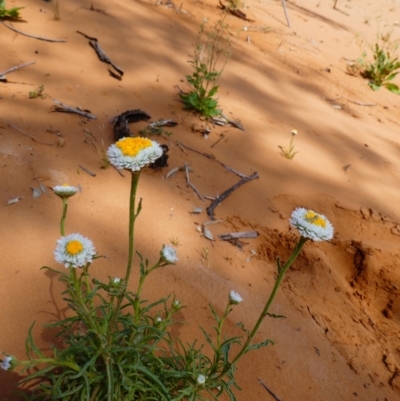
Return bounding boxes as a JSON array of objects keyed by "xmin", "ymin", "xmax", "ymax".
[
  {"xmin": 0, "ymin": 118, "xmax": 55, "ymax": 146},
  {"xmin": 0, "ymin": 61, "xmax": 36, "ymax": 77},
  {"xmin": 184, "ymin": 163, "xmax": 205, "ymax": 201},
  {"xmin": 258, "ymin": 379, "xmax": 282, "ymax": 401},
  {"xmin": 207, "ymin": 172, "xmax": 259, "ymax": 220},
  {"xmin": 218, "ymin": 231, "xmax": 259, "ymax": 240},
  {"xmin": 281, "ymin": 0, "xmax": 291, "ymax": 28},
  {"xmin": 324, "ymin": 95, "xmax": 375, "ymax": 107},
  {"xmin": 77, "ymin": 31, "xmax": 123, "ymax": 78},
  {"xmin": 0, "ymin": 22, "xmax": 67, "ymax": 42},
  {"xmin": 78, "ymin": 165, "xmax": 96, "ymax": 177},
  {"xmin": 176, "ymin": 141, "xmax": 249, "ymax": 178},
  {"xmin": 52, "ymin": 100, "xmax": 97, "ymax": 119}
]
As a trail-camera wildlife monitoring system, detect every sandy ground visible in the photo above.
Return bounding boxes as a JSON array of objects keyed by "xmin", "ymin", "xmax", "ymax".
[{"xmin": 1, "ymin": 0, "xmax": 400, "ymax": 400}]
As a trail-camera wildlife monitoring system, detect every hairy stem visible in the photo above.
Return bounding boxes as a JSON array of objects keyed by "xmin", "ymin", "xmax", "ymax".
[
  {"xmin": 60, "ymin": 198, "xmax": 68, "ymax": 236},
  {"xmin": 217, "ymin": 236, "xmax": 308, "ymax": 378}
]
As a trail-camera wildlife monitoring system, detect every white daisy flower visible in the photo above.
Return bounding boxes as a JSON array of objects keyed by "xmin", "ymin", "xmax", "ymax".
[
  {"xmin": 156, "ymin": 317, "xmax": 163, "ymax": 323},
  {"xmin": 229, "ymin": 290, "xmax": 243, "ymax": 305},
  {"xmin": 106, "ymin": 137, "xmax": 163, "ymax": 172},
  {"xmin": 289, "ymin": 208, "xmax": 334, "ymax": 242},
  {"xmin": 1, "ymin": 356, "xmax": 13, "ymax": 371},
  {"xmin": 54, "ymin": 233, "xmax": 96, "ymax": 268},
  {"xmin": 161, "ymin": 245, "xmax": 178, "ymax": 264},
  {"xmin": 197, "ymin": 374, "xmax": 206, "ymax": 385},
  {"xmin": 52, "ymin": 184, "xmax": 79, "ymax": 199},
  {"xmin": 112, "ymin": 277, "xmax": 121, "ymax": 284}
]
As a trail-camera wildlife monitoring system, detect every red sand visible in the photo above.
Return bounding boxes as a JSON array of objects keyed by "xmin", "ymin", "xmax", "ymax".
[{"xmin": 1, "ymin": 0, "xmax": 400, "ymax": 400}]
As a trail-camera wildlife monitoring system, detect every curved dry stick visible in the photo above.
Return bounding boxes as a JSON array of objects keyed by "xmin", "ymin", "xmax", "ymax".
[
  {"xmin": 207, "ymin": 172, "xmax": 259, "ymax": 220},
  {"xmin": 1, "ymin": 22, "xmax": 67, "ymax": 42}
]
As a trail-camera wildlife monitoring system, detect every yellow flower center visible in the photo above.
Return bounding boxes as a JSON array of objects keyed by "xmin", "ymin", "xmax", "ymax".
[
  {"xmin": 116, "ymin": 138, "xmax": 152, "ymax": 157},
  {"xmin": 62, "ymin": 183, "xmax": 70, "ymax": 186},
  {"xmin": 66, "ymin": 240, "xmax": 84, "ymax": 255},
  {"xmin": 305, "ymin": 211, "xmax": 326, "ymax": 227}
]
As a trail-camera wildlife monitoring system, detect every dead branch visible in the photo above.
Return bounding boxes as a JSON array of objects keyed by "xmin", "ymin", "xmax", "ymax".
[
  {"xmin": 0, "ymin": 117, "xmax": 55, "ymax": 146},
  {"xmin": 258, "ymin": 379, "xmax": 282, "ymax": 401},
  {"xmin": 176, "ymin": 141, "xmax": 250, "ymax": 178},
  {"xmin": 185, "ymin": 163, "xmax": 205, "ymax": 201},
  {"xmin": 0, "ymin": 61, "xmax": 36, "ymax": 77},
  {"xmin": 219, "ymin": 231, "xmax": 259, "ymax": 240},
  {"xmin": 52, "ymin": 100, "xmax": 97, "ymax": 119},
  {"xmin": 0, "ymin": 22, "xmax": 67, "ymax": 42},
  {"xmin": 78, "ymin": 165, "xmax": 96, "ymax": 177},
  {"xmin": 281, "ymin": 0, "xmax": 291, "ymax": 28},
  {"xmin": 211, "ymin": 134, "xmax": 225, "ymax": 148},
  {"xmin": 323, "ymin": 95, "xmax": 375, "ymax": 107},
  {"xmin": 207, "ymin": 172, "xmax": 258, "ymax": 220},
  {"xmin": 77, "ymin": 31, "xmax": 123, "ymax": 78}
]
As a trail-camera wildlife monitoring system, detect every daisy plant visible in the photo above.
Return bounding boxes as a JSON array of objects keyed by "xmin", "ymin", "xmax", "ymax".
[{"xmin": 0, "ymin": 135, "xmax": 335, "ymax": 401}]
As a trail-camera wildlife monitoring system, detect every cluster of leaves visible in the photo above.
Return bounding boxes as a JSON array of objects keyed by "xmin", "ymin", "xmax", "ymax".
[
  {"xmin": 0, "ymin": 0, "xmax": 23, "ymax": 19},
  {"xmin": 359, "ymin": 43, "xmax": 400, "ymax": 94},
  {"xmin": 29, "ymin": 85, "xmax": 46, "ymax": 99},
  {"xmin": 180, "ymin": 14, "xmax": 232, "ymax": 119},
  {"xmin": 16, "ymin": 262, "xmax": 260, "ymax": 401},
  {"xmin": 180, "ymin": 66, "xmax": 220, "ymax": 119}
]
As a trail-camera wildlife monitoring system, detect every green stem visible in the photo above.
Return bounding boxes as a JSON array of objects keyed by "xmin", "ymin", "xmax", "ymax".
[
  {"xmin": 109, "ymin": 171, "xmax": 141, "ymax": 332},
  {"xmin": 90, "ymin": 385, "xmax": 101, "ymax": 401},
  {"xmin": 71, "ymin": 268, "xmax": 97, "ymax": 331},
  {"xmin": 125, "ymin": 171, "xmax": 141, "ymax": 284},
  {"xmin": 105, "ymin": 356, "xmax": 113, "ymax": 401},
  {"xmin": 18, "ymin": 358, "xmax": 81, "ymax": 372},
  {"xmin": 217, "ymin": 236, "xmax": 308, "ymax": 378},
  {"xmin": 60, "ymin": 198, "xmax": 68, "ymax": 236},
  {"xmin": 211, "ymin": 304, "xmax": 231, "ymax": 373},
  {"xmin": 217, "ymin": 305, "xmax": 231, "ymax": 352},
  {"xmin": 83, "ymin": 263, "xmax": 95, "ymax": 310},
  {"xmin": 133, "ymin": 259, "xmax": 161, "ymax": 326}
]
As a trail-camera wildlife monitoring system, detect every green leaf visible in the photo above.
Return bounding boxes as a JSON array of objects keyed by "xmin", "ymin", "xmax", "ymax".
[
  {"xmin": 235, "ymin": 321, "xmax": 250, "ymax": 336},
  {"xmin": 385, "ymin": 72, "xmax": 398, "ymax": 81},
  {"xmin": 135, "ymin": 365, "xmax": 171, "ymax": 400},
  {"xmin": 266, "ymin": 312, "xmax": 287, "ymax": 319},
  {"xmin": 0, "ymin": 5, "xmax": 24, "ymax": 19},
  {"xmin": 384, "ymin": 83, "xmax": 400, "ymax": 94},
  {"xmin": 208, "ymin": 86, "xmax": 219, "ymax": 97},
  {"xmin": 368, "ymin": 82, "xmax": 381, "ymax": 91},
  {"xmin": 245, "ymin": 338, "xmax": 275, "ymax": 353}
]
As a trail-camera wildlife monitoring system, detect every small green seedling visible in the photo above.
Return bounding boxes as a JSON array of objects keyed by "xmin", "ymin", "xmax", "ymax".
[
  {"xmin": 359, "ymin": 42, "xmax": 400, "ymax": 94},
  {"xmin": 180, "ymin": 13, "xmax": 232, "ymax": 119},
  {"xmin": 281, "ymin": 129, "xmax": 299, "ymax": 160},
  {"xmin": 29, "ymin": 85, "xmax": 46, "ymax": 99},
  {"xmin": 170, "ymin": 237, "xmax": 180, "ymax": 246}
]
